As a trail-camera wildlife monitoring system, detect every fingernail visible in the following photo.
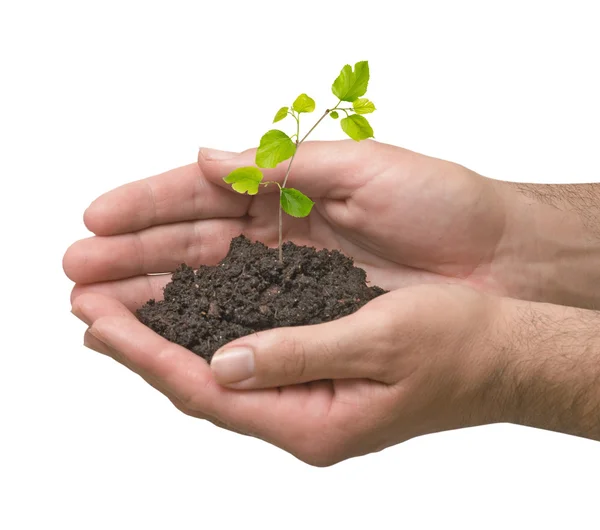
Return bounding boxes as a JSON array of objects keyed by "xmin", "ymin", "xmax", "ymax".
[
  {"xmin": 199, "ymin": 148, "xmax": 238, "ymax": 161},
  {"xmin": 211, "ymin": 347, "xmax": 255, "ymax": 384},
  {"xmin": 88, "ymin": 325, "xmax": 110, "ymax": 347},
  {"xmin": 84, "ymin": 329, "xmax": 111, "ymax": 356},
  {"xmin": 71, "ymin": 305, "xmax": 91, "ymax": 326}
]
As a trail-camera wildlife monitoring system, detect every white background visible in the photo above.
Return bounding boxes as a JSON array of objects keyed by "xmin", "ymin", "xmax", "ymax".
[{"xmin": 1, "ymin": 1, "xmax": 599, "ymax": 528}]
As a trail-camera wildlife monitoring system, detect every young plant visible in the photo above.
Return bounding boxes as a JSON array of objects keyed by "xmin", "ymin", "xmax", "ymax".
[{"xmin": 224, "ymin": 61, "xmax": 376, "ymax": 262}]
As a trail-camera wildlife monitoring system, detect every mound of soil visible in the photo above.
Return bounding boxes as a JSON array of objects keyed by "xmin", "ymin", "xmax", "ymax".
[{"xmin": 137, "ymin": 236, "xmax": 386, "ymax": 362}]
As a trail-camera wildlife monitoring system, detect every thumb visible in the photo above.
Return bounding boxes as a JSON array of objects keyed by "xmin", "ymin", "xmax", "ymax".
[
  {"xmin": 209, "ymin": 306, "xmax": 396, "ymax": 389},
  {"xmin": 198, "ymin": 139, "xmax": 395, "ymax": 198}
]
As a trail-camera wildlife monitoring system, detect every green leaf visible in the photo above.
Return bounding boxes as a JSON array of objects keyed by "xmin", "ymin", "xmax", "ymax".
[
  {"xmin": 255, "ymin": 130, "xmax": 296, "ymax": 168},
  {"xmin": 223, "ymin": 166, "xmax": 264, "ymax": 195},
  {"xmin": 331, "ymin": 61, "xmax": 370, "ymax": 102},
  {"xmin": 329, "ymin": 110, "xmax": 339, "ymax": 119},
  {"xmin": 273, "ymin": 106, "xmax": 288, "ymax": 123},
  {"xmin": 292, "ymin": 93, "xmax": 315, "ymax": 113},
  {"xmin": 280, "ymin": 188, "xmax": 315, "ymax": 218},
  {"xmin": 346, "ymin": 61, "xmax": 369, "ymax": 101},
  {"xmin": 340, "ymin": 114, "xmax": 374, "ymax": 141},
  {"xmin": 332, "ymin": 64, "xmax": 352, "ymax": 101},
  {"xmin": 352, "ymin": 98, "xmax": 376, "ymax": 114}
]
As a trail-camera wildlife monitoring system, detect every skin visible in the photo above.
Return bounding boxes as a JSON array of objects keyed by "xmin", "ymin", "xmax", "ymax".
[{"xmin": 64, "ymin": 140, "xmax": 600, "ymax": 466}]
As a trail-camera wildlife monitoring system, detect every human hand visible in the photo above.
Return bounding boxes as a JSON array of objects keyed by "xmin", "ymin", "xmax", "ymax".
[
  {"xmin": 63, "ymin": 140, "xmax": 518, "ymax": 304},
  {"xmin": 70, "ymin": 283, "xmax": 507, "ymax": 465},
  {"xmin": 197, "ymin": 140, "xmax": 513, "ymax": 293},
  {"xmin": 195, "ymin": 142, "xmax": 600, "ymax": 307},
  {"xmin": 72, "ymin": 282, "xmax": 600, "ymax": 466}
]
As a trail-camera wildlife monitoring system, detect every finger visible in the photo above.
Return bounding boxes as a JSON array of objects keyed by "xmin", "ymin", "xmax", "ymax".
[
  {"xmin": 83, "ymin": 163, "xmax": 249, "ymax": 236},
  {"xmin": 209, "ymin": 297, "xmax": 399, "ymax": 389},
  {"xmin": 198, "ymin": 140, "xmax": 399, "ymax": 200},
  {"xmin": 83, "ymin": 328, "xmax": 117, "ymax": 356},
  {"xmin": 72, "ymin": 293, "xmax": 345, "ymax": 455},
  {"xmin": 77, "ymin": 295, "xmax": 177, "ymax": 393},
  {"xmin": 73, "ymin": 292, "xmax": 223, "ymax": 416},
  {"xmin": 83, "ymin": 327, "xmax": 221, "ymax": 424},
  {"xmin": 71, "ymin": 275, "xmax": 170, "ymax": 312},
  {"xmin": 78, "ymin": 296, "xmax": 293, "ymax": 441},
  {"xmin": 63, "ymin": 218, "xmax": 245, "ymax": 284},
  {"xmin": 71, "ymin": 294, "xmax": 298, "ymax": 446},
  {"xmin": 83, "ymin": 327, "xmax": 159, "ymax": 382},
  {"xmin": 77, "ymin": 298, "xmax": 216, "ymax": 422}
]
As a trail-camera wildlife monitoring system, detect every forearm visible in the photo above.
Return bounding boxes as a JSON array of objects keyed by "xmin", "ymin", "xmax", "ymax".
[
  {"xmin": 493, "ymin": 181, "xmax": 600, "ymax": 309},
  {"xmin": 492, "ymin": 298, "xmax": 600, "ymax": 441}
]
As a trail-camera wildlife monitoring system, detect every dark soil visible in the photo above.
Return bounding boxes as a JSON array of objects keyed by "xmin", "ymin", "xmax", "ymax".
[{"xmin": 136, "ymin": 236, "xmax": 387, "ymax": 362}]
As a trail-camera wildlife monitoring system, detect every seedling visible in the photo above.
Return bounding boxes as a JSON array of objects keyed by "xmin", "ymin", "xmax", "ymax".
[{"xmin": 224, "ymin": 61, "xmax": 376, "ymax": 262}]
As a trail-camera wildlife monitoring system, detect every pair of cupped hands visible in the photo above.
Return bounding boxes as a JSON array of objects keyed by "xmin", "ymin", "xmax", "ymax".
[{"xmin": 64, "ymin": 140, "xmax": 541, "ymax": 466}]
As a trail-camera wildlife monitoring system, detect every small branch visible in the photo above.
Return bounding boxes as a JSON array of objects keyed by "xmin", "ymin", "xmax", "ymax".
[
  {"xmin": 289, "ymin": 110, "xmax": 300, "ymax": 127},
  {"xmin": 299, "ymin": 110, "xmax": 330, "ymax": 144},
  {"xmin": 281, "ymin": 145, "xmax": 299, "ymax": 190}
]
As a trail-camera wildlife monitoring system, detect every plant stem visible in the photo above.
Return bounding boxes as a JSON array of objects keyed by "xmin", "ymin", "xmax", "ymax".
[
  {"xmin": 278, "ymin": 110, "xmax": 301, "ymax": 261},
  {"xmin": 289, "ymin": 110, "xmax": 300, "ymax": 127},
  {"xmin": 277, "ymin": 100, "xmax": 342, "ymax": 262},
  {"xmin": 298, "ymin": 109, "xmax": 330, "ymax": 144}
]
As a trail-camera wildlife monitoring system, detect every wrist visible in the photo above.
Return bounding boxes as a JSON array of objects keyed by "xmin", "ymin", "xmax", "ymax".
[
  {"xmin": 490, "ymin": 297, "xmax": 600, "ymax": 440},
  {"xmin": 491, "ymin": 180, "xmax": 600, "ymax": 308}
]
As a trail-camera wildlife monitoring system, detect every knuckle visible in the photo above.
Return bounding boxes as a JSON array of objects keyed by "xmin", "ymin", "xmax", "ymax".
[
  {"xmin": 358, "ymin": 138, "xmax": 378, "ymax": 152},
  {"xmin": 175, "ymin": 376, "xmax": 216, "ymax": 413},
  {"xmin": 274, "ymin": 334, "xmax": 308, "ymax": 380},
  {"xmin": 296, "ymin": 444, "xmax": 341, "ymax": 468},
  {"xmin": 370, "ymin": 353, "xmax": 394, "ymax": 381},
  {"xmin": 169, "ymin": 397, "xmax": 196, "ymax": 417},
  {"xmin": 177, "ymin": 391, "xmax": 200, "ymax": 412},
  {"xmin": 303, "ymin": 453, "xmax": 338, "ymax": 468},
  {"xmin": 289, "ymin": 426, "xmax": 345, "ymax": 468},
  {"xmin": 363, "ymin": 309, "xmax": 402, "ymax": 370}
]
